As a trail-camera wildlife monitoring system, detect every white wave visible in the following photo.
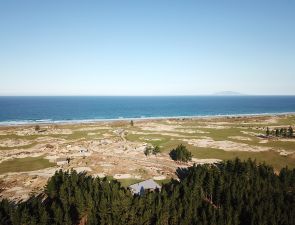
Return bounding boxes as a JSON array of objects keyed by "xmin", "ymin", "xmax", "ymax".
[{"xmin": 0, "ymin": 111, "xmax": 295, "ymax": 126}]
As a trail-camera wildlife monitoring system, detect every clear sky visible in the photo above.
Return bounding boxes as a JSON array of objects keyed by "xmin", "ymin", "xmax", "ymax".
[{"xmin": 0, "ymin": 0, "xmax": 294, "ymax": 96}]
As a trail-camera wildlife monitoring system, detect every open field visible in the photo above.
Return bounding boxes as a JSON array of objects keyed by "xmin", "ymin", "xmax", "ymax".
[
  {"xmin": 0, "ymin": 156, "xmax": 55, "ymax": 174},
  {"xmin": 0, "ymin": 114, "xmax": 294, "ymax": 201}
]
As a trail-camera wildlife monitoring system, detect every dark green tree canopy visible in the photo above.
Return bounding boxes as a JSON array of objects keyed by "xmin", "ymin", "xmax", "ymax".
[
  {"xmin": 169, "ymin": 144, "xmax": 192, "ymax": 162},
  {"xmin": 1, "ymin": 159, "xmax": 295, "ymax": 225}
]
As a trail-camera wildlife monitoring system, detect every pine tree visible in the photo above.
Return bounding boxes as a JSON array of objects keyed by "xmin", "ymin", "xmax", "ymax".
[
  {"xmin": 288, "ymin": 126, "xmax": 293, "ymax": 137},
  {"xmin": 275, "ymin": 129, "xmax": 279, "ymax": 137},
  {"xmin": 1, "ymin": 159, "xmax": 294, "ymax": 225},
  {"xmin": 169, "ymin": 144, "xmax": 192, "ymax": 162},
  {"xmin": 266, "ymin": 127, "xmax": 270, "ymax": 136}
]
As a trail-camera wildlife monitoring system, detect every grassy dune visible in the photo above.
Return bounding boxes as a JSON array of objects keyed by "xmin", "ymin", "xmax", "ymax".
[
  {"xmin": 1, "ymin": 115, "xmax": 294, "ymax": 172},
  {"xmin": 127, "ymin": 117, "xmax": 295, "ymax": 170}
]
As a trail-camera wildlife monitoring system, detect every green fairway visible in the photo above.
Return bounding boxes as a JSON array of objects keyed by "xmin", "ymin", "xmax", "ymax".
[
  {"xmin": 190, "ymin": 147, "xmax": 295, "ymax": 170},
  {"xmin": 0, "ymin": 156, "xmax": 55, "ymax": 174},
  {"xmin": 117, "ymin": 178, "xmax": 143, "ymax": 187},
  {"xmin": 127, "ymin": 121, "xmax": 295, "ymax": 170}
]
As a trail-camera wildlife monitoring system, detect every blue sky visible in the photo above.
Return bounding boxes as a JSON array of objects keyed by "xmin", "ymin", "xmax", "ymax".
[{"xmin": 0, "ymin": 0, "xmax": 294, "ymax": 95}]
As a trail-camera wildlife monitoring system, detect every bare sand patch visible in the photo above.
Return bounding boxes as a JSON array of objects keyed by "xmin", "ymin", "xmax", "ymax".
[
  {"xmin": 0, "ymin": 139, "xmax": 32, "ymax": 148},
  {"xmin": 140, "ymin": 137, "xmax": 162, "ymax": 141},
  {"xmin": 192, "ymin": 158, "xmax": 222, "ymax": 164},
  {"xmin": 177, "ymin": 129, "xmax": 209, "ymax": 134},
  {"xmin": 278, "ymin": 150, "xmax": 293, "ymax": 156},
  {"xmin": 132, "ymin": 131, "xmax": 188, "ymax": 138},
  {"xmin": 15, "ymin": 127, "xmax": 73, "ymax": 136},
  {"xmin": 184, "ymin": 138, "xmax": 271, "ymax": 152},
  {"xmin": 206, "ymin": 122, "xmax": 233, "ymax": 125},
  {"xmin": 140, "ymin": 123, "xmax": 179, "ymax": 132},
  {"xmin": 197, "ymin": 125, "xmax": 228, "ymax": 129},
  {"xmin": 6, "ymin": 186, "xmax": 23, "ymax": 192},
  {"xmin": 93, "ymin": 173, "xmax": 106, "ymax": 178},
  {"xmin": 153, "ymin": 175, "xmax": 167, "ymax": 180},
  {"xmin": 73, "ymin": 167, "xmax": 92, "ymax": 173},
  {"xmin": 75, "ymin": 127, "xmax": 111, "ymax": 131},
  {"xmin": 277, "ymin": 139, "xmax": 295, "ymax": 142},
  {"xmin": 228, "ymin": 136, "xmax": 252, "ymax": 141},
  {"xmin": 183, "ymin": 126, "xmax": 210, "ymax": 134},
  {"xmin": 100, "ymin": 163, "xmax": 114, "ymax": 167},
  {"xmin": 113, "ymin": 174, "xmax": 132, "ymax": 179}
]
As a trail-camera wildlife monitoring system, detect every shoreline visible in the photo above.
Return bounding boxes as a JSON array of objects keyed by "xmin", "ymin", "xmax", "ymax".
[{"xmin": 1, "ymin": 111, "xmax": 295, "ymax": 127}]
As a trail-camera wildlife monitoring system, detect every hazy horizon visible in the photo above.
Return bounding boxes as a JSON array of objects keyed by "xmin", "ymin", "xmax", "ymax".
[
  {"xmin": 1, "ymin": 1, "xmax": 294, "ymax": 96},
  {"xmin": 1, "ymin": 94, "xmax": 295, "ymax": 97}
]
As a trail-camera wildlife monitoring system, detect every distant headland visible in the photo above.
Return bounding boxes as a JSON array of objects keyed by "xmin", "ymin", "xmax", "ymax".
[{"xmin": 213, "ymin": 91, "xmax": 245, "ymax": 96}]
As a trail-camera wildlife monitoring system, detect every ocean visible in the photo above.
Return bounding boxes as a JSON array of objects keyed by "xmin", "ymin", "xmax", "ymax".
[{"xmin": 0, "ymin": 96, "xmax": 295, "ymax": 125}]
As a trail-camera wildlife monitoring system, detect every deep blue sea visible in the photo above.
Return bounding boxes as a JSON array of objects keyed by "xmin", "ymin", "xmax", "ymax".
[{"xmin": 0, "ymin": 96, "xmax": 295, "ymax": 125}]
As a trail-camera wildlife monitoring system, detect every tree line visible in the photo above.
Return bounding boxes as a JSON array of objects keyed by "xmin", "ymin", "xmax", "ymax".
[
  {"xmin": 0, "ymin": 158, "xmax": 294, "ymax": 225},
  {"xmin": 266, "ymin": 126, "xmax": 293, "ymax": 138}
]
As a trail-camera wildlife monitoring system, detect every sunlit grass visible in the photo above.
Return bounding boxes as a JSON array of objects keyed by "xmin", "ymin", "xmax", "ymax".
[
  {"xmin": 190, "ymin": 147, "xmax": 295, "ymax": 170},
  {"xmin": 0, "ymin": 156, "xmax": 55, "ymax": 174},
  {"xmin": 117, "ymin": 178, "xmax": 143, "ymax": 187}
]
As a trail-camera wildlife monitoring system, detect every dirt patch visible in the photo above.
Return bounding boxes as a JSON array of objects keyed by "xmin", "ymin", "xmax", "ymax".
[
  {"xmin": 132, "ymin": 131, "xmax": 188, "ymax": 138},
  {"xmin": 73, "ymin": 167, "xmax": 92, "ymax": 173},
  {"xmin": 192, "ymin": 158, "xmax": 222, "ymax": 164},
  {"xmin": 0, "ymin": 139, "xmax": 32, "ymax": 148},
  {"xmin": 184, "ymin": 138, "xmax": 271, "ymax": 152},
  {"xmin": 113, "ymin": 174, "xmax": 132, "ymax": 179},
  {"xmin": 177, "ymin": 129, "xmax": 209, "ymax": 134},
  {"xmin": 153, "ymin": 175, "xmax": 167, "ymax": 180},
  {"xmin": 228, "ymin": 136, "xmax": 252, "ymax": 141},
  {"xmin": 140, "ymin": 123, "xmax": 179, "ymax": 132}
]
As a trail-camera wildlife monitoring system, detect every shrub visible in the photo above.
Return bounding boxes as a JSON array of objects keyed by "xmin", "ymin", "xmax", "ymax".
[
  {"xmin": 153, "ymin": 145, "xmax": 160, "ymax": 155},
  {"xmin": 169, "ymin": 144, "xmax": 192, "ymax": 162},
  {"xmin": 34, "ymin": 125, "xmax": 40, "ymax": 131},
  {"xmin": 144, "ymin": 145, "xmax": 161, "ymax": 156},
  {"xmin": 144, "ymin": 146, "xmax": 152, "ymax": 156}
]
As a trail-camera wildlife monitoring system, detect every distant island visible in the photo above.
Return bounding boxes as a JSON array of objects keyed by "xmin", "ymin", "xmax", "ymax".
[{"xmin": 213, "ymin": 91, "xmax": 244, "ymax": 96}]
